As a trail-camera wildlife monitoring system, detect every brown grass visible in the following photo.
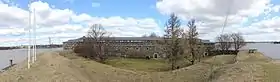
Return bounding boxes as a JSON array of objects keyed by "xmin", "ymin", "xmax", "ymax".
[
  {"xmin": 2, "ymin": 50, "xmax": 278, "ymax": 82},
  {"xmin": 0, "ymin": 51, "xmax": 149, "ymax": 82},
  {"xmin": 209, "ymin": 51, "xmax": 277, "ymax": 82}
]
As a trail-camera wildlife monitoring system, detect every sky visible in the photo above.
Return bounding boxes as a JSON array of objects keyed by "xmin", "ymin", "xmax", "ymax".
[{"xmin": 0, "ymin": 0, "xmax": 280, "ymax": 46}]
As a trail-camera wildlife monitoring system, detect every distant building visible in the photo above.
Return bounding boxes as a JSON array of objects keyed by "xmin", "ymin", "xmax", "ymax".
[{"xmin": 62, "ymin": 36, "xmax": 215, "ymax": 58}]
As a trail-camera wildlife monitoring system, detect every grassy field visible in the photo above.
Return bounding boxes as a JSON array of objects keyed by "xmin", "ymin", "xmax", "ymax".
[
  {"xmin": 51, "ymin": 51, "xmax": 239, "ymax": 82},
  {"xmin": 209, "ymin": 51, "xmax": 274, "ymax": 82},
  {"xmin": 203, "ymin": 55, "xmax": 236, "ymax": 65},
  {"xmin": 104, "ymin": 58, "xmax": 169, "ymax": 72},
  {"xmin": 1, "ymin": 50, "xmax": 279, "ymax": 82},
  {"xmin": 104, "ymin": 57, "xmax": 190, "ymax": 72},
  {"xmin": 261, "ymin": 63, "xmax": 280, "ymax": 82}
]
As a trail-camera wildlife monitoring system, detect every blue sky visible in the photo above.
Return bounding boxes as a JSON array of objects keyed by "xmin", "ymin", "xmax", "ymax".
[{"xmin": 0, "ymin": 0, "xmax": 280, "ymax": 46}]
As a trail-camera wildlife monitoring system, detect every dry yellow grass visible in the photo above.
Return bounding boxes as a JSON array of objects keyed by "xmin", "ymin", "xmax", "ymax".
[
  {"xmin": 210, "ymin": 50, "xmax": 280, "ymax": 82},
  {"xmin": 0, "ymin": 52, "xmax": 150, "ymax": 82},
  {"xmin": 236, "ymin": 51, "xmax": 272, "ymax": 62},
  {"xmin": 261, "ymin": 63, "xmax": 280, "ymax": 82},
  {"xmin": 210, "ymin": 62, "xmax": 265, "ymax": 82},
  {"xmin": 2, "ymin": 50, "xmax": 279, "ymax": 82},
  {"xmin": 203, "ymin": 55, "xmax": 236, "ymax": 65}
]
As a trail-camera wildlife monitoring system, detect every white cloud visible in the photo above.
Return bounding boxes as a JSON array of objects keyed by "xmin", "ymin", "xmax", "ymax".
[
  {"xmin": 0, "ymin": 3, "xmax": 28, "ymax": 27},
  {"xmin": 0, "ymin": 1, "xmax": 162, "ymax": 46},
  {"xmin": 71, "ymin": 13, "xmax": 92, "ymax": 23},
  {"xmin": 0, "ymin": 27, "xmax": 25, "ymax": 35},
  {"xmin": 30, "ymin": 1, "xmax": 74, "ymax": 27},
  {"xmin": 0, "ymin": 0, "xmax": 18, "ymax": 6},
  {"xmin": 156, "ymin": 0, "xmax": 280, "ymax": 41},
  {"xmin": 2, "ymin": 0, "xmax": 280, "ymax": 46}
]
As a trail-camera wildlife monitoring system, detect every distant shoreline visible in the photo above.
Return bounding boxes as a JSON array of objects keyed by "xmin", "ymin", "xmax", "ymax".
[{"xmin": 0, "ymin": 47, "xmax": 19, "ymax": 50}]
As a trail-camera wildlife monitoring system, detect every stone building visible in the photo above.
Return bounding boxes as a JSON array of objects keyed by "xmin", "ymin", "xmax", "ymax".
[{"xmin": 62, "ymin": 36, "xmax": 215, "ymax": 58}]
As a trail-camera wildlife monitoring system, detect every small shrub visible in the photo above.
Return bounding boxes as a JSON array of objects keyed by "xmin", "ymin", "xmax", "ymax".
[{"xmin": 146, "ymin": 56, "xmax": 151, "ymax": 60}]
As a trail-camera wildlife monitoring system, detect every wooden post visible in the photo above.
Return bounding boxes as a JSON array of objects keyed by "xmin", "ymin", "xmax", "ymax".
[{"xmin": 10, "ymin": 59, "xmax": 13, "ymax": 66}]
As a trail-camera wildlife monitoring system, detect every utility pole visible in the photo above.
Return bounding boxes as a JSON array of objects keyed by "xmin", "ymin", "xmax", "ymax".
[
  {"xmin": 32, "ymin": 8, "xmax": 37, "ymax": 63},
  {"xmin": 49, "ymin": 37, "xmax": 52, "ymax": 47},
  {"xmin": 27, "ymin": 0, "xmax": 32, "ymax": 69},
  {"xmin": 34, "ymin": 9, "xmax": 37, "ymax": 61}
]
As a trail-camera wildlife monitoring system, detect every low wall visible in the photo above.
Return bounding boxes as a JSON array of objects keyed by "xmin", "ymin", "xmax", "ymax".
[{"xmin": 208, "ymin": 50, "xmax": 239, "ymax": 56}]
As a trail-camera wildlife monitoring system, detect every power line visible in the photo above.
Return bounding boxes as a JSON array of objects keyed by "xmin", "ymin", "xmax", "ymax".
[
  {"xmin": 209, "ymin": 0, "xmax": 234, "ymax": 80},
  {"xmin": 220, "ymin": 0, "xmax": 234, "ymax": 34}
]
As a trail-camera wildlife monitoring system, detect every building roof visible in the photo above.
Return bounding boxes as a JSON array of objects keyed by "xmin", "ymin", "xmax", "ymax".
[
  {"xmin": 104, "ymin": 37, "xmax": 163, "ymax": 40},
  {"xmin": 63, "ymin": 36, "xmax": 213, "ymax": 43}
]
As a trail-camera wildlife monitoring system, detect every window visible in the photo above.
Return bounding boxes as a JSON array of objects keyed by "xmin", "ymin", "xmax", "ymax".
[
  {"xmin": 204, "ymin": 52, "xmax": 208, "ymax": 56},
  {"xmin": 154, "ymin": 53, "xmax": 158, "ymax": 58},
  {"xmin": 146, "ymin": 47, "xmax": 150, "ymax": 50}
]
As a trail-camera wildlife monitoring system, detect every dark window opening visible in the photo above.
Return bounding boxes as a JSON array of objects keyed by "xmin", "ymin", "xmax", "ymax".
[
  {"xmin": 154, "ymin": 54, "xmax": 158, "ymax": 58},
  {"xmin": 204, "ymin": 52, "xmax": 208, "ymax": 56}
]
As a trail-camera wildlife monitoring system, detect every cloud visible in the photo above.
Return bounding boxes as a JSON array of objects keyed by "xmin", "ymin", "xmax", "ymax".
[
  {"xmin": 156, "ymin": 0, "xmax": 280, "ymax": 41},
  {"xmin": 0, "ymin": 3, "xmax": 28, "ymax": 28},
  {"xmin": 0, "ymin": 0, "xmax": 18, "ymax": 6},
  {"xmin": 0, "ymin": 1, "xmax": 161, "ymax": 46},
  {"xmin": 2, "ymin": 0, "xmax": 280, "ymax": 46},
  {"xmin": 30, "ymin": 1, "xmax": 74, "ymax": 27},
  {"xmin": 72, "ymin": 16, "xmax": 162, "ymax": 37}
]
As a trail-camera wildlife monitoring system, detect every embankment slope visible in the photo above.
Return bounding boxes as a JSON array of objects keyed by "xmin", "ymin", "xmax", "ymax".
[
  {"xmin": 0, "ymin": 52, "xmax": 149, "ymax": 82},
  {"xmin": 0, "ymin": 50, "xmax": 279, "ymax": 82},
  {"xmin": 210, "ymin": 51, "xmax": 276, "ymax": 82}
]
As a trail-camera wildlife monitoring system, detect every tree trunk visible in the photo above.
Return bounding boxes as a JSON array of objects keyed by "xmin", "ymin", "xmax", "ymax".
[
  {"xmin": 171, "ymin": 61, "xmax": 175, "ymax": 70},
  {"xmin": 191, "ymin": 48, "xmax": 195, "ymax": 65}
]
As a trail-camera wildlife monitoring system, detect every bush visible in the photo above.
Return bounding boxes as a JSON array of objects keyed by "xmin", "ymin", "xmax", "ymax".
[
  {"xmin": 72, "ymin": 42, "xmax": 109, "ymax": 62},
  {"xmin": 146, "ymin": 56, "xmax": 151, "ymax": 60}
]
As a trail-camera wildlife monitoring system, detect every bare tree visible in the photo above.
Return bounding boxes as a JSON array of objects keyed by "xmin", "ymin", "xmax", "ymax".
[
  {"xmin": 162, "ymin": 13, "xmax": 184, "ymax": 70},
  {"xmin": 184, "ymin": 19, "xmax": 200, "ymax": 65},
  {"xmin": 149, "ymin": 32, "xmax": 158, "ymax": 37},
  {"xmin": 142, "ymin": 32, "xmax": 159, "ymax": 37},
  {"xmin": 74, "ymin": 24, "xmax": 111, "ymax": 62},
  {"xmin": 216, "ymin": 33, "xmax": 232, "ymax": 51},
  {"xmin": 230, "ymin": 33, "xmax": 246, "ymax": 52}
]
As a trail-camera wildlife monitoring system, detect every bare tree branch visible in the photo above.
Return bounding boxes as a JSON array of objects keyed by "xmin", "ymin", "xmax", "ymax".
[
  {"xmin": 183, "ymin": 19, "xmax": 201, "ymax": 64},
  {"xmin": 230, "ymin": 32, "xmax": 246, "ymax": 51},
  {"xmin": 215, "ymin": 33, "xmax": 232, "ymax": 51},
  {"xmin": 74, "ymin": 24, "xmax": 110, "ymax": 62},
  {"xmin": 161, "ymin": 13, "xmax": 184, "ymax": 70}
]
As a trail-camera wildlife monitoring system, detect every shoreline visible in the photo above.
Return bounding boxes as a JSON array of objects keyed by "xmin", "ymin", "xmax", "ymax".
[
  {"xmin": 0, "ymin": 48, "xmax": 63, "ymax": 70},
  {"xmin": 1, "ymin": 64, "xmax": 16, "ymax": 71},
  {"xmin": 0, "ymin": 50, "xmax": 57, "ymax": 73}
]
